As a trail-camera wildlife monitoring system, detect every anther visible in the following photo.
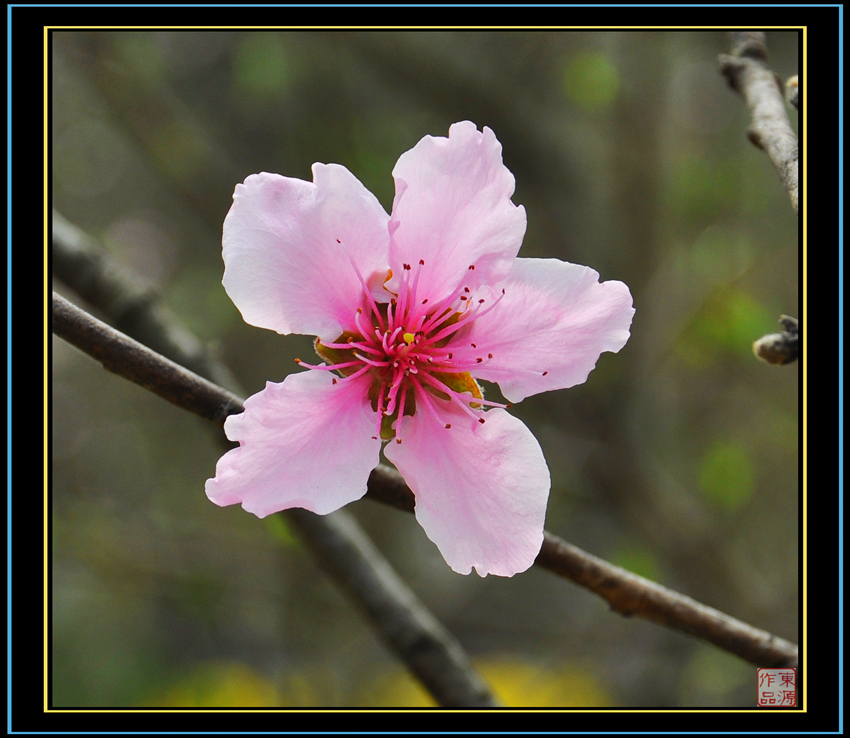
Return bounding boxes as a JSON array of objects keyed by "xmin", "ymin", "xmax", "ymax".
[
  {"xmin": 445, "ymin": 424, "xmax": 452, "ymax": 429},
  {"xmin": 488, "ymin": 353, "xmax": 493, "ymax": 359},
  {"xmin": 542, "ymin": 371, "xmax": 548, "ymax": 376},
  {"xmin": 396, "ymin": 438, "xmax": 403, "ymax": 444},
  {"xmin": 469, "ymin": 265, "xmax": 475, "ymax": 270},
  {"xmin": 471, "ymin": 343, "xmax": 477, "ymax": 348},
  {"xmin": 478, "ymin": 418, "xmax": 486, "ymax": 424},
  {"xmin": 476, "ymin": 358, "xmax": 483, "ymax": 363},
  {"xmin": 419, "ymin": 259, "xmax": 425, "ymax": 265}
]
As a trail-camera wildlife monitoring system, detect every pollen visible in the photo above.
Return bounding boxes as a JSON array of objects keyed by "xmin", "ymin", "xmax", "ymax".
[{"xmin": 403, "ymin": 332, "xmax": 415, "ymax": 345}]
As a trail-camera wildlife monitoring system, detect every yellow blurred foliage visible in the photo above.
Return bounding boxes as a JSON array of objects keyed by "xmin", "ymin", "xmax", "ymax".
[
  {"xmin": 364, "ymin": 656, "xmax": 614, "ymax": 708},
  {"xmin": 147, "ymin": 661, "xmax": 281, "ymax": 707}
]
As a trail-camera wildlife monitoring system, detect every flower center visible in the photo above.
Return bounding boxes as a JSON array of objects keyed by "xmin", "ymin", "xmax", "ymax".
[{"xmin": 296, "ymin": 258, "xmax": 508, "ymax": 442}]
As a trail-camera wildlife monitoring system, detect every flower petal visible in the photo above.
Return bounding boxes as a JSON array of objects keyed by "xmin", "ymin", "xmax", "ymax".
[
  {"xmin": 466, "ymin": 258, "xmax": 634, "ymax": 402},
  {"xmin": 387, "ymin": 121, "xmax": 526, "ymax": 304},
  {"xmin": 222, "ymin": 167, "xmax": 390, "ymax": 340},
  {"xmin": 206, "ymin": 370, "xmax": 381, "ymax": 517},
  {"xmin": 384, "ymin": 403, "xmax": 550, "ymax": 577}
]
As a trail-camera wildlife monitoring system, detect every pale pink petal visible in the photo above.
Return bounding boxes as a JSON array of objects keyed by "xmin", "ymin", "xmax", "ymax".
[
  {"xmin": 465, "ymin": 258, "xmax": 634, "ymax": 402},
  {"xmin": 387, "ymin": 121, "xmax": 526, "ymax": 304},
  {"xmin": 222, "ymin": 167, "xmax": 390, "ymax": 341},
  {"xmin": 384, "ymin": 403, "xmax": 550, "ymax": 577},
  {"xmin": 205, "ymin": 370, "xmax": 380, "ymax": 517}
]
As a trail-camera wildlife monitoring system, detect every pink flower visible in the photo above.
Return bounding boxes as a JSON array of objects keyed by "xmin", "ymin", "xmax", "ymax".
[{"xmin": 206, "ymin": 121, "xmax": 634, "ymax": 577}]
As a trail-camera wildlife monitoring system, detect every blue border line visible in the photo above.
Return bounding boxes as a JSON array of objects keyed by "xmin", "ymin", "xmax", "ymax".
[
  {"xmin": 837, "ymin": 5, "xmax": 845, "ymax": 736},
  {"xmin": 7, "ymin": 3, "xmax": 13, "ymax": 737}
]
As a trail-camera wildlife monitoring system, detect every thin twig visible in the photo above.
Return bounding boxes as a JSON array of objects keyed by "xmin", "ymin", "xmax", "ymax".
[
  {"xmin": 52, "ymin": 291, "xmax": 798, "ymax": 669},
  {"xmin": 52, "ymin": 211, "xmax": 243, "ymax": 393},
  {"xmin": 52, "ymin": 291, "xmax": 244, "ymax": 426},
  {"xmin": 719, "ymin": 31, "xmax": 799, "ymax": 214}
]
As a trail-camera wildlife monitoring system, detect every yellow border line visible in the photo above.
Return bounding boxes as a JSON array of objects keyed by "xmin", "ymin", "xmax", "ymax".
[{"xmin": 43, "ymin": 25, "xmax": 806, "ymax": 715}]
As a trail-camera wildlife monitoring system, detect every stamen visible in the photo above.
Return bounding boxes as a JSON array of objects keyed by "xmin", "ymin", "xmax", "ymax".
[
  {"xmin": 335, "ymin": 364, "xmax": 374, "ymax": 382},
  {"xmin": 375, "ymin": 382, "xmax": 387, "ymax": 439},
  {"xmin": 354, "ymin": 353, "xmax": 391, "ymax": 369},
  {"xmin": 295, "ymin": 357, "xmax": 362, "ymax": 371},
  {"xmin": 344, "ymin": 247, "xmax": 386, "ymax": 332}
]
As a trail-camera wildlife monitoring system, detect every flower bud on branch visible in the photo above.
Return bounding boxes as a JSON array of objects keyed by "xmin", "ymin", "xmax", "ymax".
[{"xmin": 753, "ymin": 315, "xmax": 799, "ymax": 366}]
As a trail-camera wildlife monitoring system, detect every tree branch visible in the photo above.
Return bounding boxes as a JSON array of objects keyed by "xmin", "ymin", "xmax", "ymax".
[
  {"xmin": 52, "ymin": 211, "xmax": 243, "ymax": 393},
  {"xmin": 52, "ymin": 291, "xmax": 798, "ymax": 669},
  {"xmin": 719, "ymin": 31, "xmax": 799, "ymax": 215},
  {"xmin": 52, "ymin": 290, "xmax": 244, "ymax": 427}
]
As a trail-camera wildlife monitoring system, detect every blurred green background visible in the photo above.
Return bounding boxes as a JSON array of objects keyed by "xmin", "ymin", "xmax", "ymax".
[{"xmin": 51, "ymin": 30, "xmax": 799, "ymax": 708}]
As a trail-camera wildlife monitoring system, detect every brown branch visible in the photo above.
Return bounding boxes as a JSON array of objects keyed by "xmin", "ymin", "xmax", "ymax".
[
  {"xmin": 52, "ymin": 290, "xmax": 244, "ymax": 427},
  {"xmin": 534, "ymin": 535, "xmax": 797, "ymax": 668},
  {"xmin": 719, "ymin": 31, "xmax": 799, "ymax": 214},
  {"xmin": 52, "ymin": 211, "xmax": 243, "ymax": 393},
  {"xmin": 52, "ymin": 291, "xmax": 798, "ymax": 669}
]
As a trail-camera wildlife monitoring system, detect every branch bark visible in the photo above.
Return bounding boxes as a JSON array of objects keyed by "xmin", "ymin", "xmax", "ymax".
[
  {"xmin": 719, "ymin": 31, "xmax": 799, "ymax": 215},
  {"xmin": 52, "ymin": 291, "xmax": 798, "ymax": 669}
]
